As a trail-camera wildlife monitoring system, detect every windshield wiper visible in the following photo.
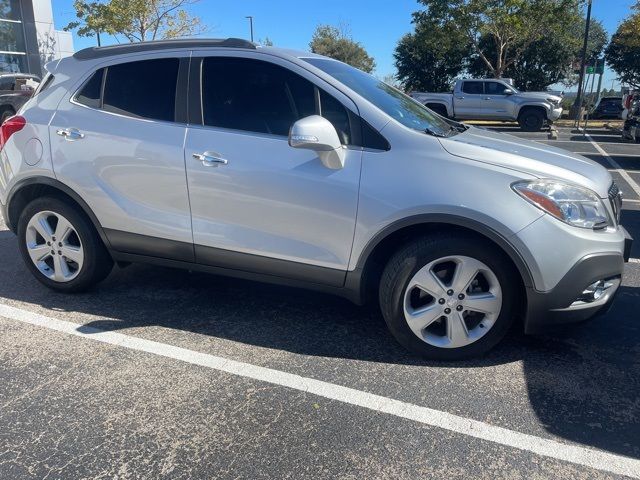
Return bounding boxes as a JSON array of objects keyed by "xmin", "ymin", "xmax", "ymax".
[{"xmin": 424, "ymin": 127, "xmax": 447, "ymax": 138}]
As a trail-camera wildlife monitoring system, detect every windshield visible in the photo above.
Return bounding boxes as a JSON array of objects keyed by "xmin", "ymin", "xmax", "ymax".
[{"xmin": 303, "ymin": 57, "xmax": 454, "ymax": 137}]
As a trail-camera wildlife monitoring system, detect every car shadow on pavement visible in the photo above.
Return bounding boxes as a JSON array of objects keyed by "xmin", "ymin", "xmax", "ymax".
[{"xmin": 0, "ymin": 226, "xmax": 638, "ymax": 458}]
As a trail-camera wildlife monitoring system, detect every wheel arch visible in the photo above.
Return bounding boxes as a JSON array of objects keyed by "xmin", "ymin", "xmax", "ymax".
[
  {"xmin": 517, "ymin": 104, "xmax": 549, "ymax": 120},
  {"xmin": 350, "ymin": 214, "xmax": 534, "ymax": 307},
  {"xmin": 5, "ymin": 176, "xmax": 111, "ymax": 248}
]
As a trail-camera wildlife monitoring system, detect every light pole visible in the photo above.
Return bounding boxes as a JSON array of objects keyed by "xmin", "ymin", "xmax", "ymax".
[
  {"xmin": 573, "ymin": 0, "xmax": 593, "ymax": 123},
  {"xmin": 245, "ymin": 16, "xmax": 254, "ymax": 42}
]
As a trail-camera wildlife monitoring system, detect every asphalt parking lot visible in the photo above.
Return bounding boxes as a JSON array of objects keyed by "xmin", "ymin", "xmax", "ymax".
[{"xmin": 1, "ymin": 125, "xmax": 639, "ymax": 479}]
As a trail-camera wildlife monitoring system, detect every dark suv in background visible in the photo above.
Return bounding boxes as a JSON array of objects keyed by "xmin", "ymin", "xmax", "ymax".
[{"xmin": 590, "ymin": 96, "xmax": 624, "ymax": 119}]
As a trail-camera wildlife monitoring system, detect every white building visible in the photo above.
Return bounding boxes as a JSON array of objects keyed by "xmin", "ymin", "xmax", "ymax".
[{"xmin": 0, "ymin": 0, "xmax": 74, "ymax": 76}]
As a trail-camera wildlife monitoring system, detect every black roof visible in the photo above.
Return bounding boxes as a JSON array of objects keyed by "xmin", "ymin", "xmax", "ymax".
[{"xmin": 73, "ymin": 38, "xmax": 256, "ymax": 61}]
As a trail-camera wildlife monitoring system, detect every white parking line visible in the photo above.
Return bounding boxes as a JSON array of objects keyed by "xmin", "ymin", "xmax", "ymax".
[
  {"xmin": 0, "ymin": 303, "xmax": 639, "ymax": 479},
  {"xmin": 630, "ymin": 258, "xmax": 640, "ymax": 264},
  {"xmin": 585, "ymin": 133, "xmax": 640, "ymax": 199}
]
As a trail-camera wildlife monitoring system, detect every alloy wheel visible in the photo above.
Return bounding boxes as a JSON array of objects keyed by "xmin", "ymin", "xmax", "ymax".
[
  {"xmin": 403, "ymin": 255, "xmax": 502, "ymax": 348},
  {"xmin": 25, "ymin": 211, "xmax": 84, "ymax": 282}
]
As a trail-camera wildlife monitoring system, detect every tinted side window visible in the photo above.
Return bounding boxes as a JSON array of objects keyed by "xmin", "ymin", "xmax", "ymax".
[
  {"xmin": 202, "ymin": 57, "xmax": 316, "ymax": 137},
  {"xmin": 485, "ymin": 82, "xmax": 507, "ymax": 95},
  {"xmin": 462, "ymin": 82, "xmax": 483, "ymax": 95},
  {"xmin": 0, "ymin": 78, "xmax": 14, "ymax": 90},
  {"xmin": 103, "ymin": 58, "xmax": 179, "ymax": 121},
  {"xmin": 76, "ymin": 68, "xmax": 104, "ymax": 109}
]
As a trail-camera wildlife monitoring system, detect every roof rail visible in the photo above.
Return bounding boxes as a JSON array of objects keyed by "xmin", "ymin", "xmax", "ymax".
[{"xmin": 73, "ymin": 38, "xmax": 256, "ymax": 61}]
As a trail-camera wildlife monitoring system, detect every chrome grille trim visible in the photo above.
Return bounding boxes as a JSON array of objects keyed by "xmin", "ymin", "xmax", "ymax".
[{"xmin": 608, "ymin": 182, "xmax": 622, "ymax": 224}]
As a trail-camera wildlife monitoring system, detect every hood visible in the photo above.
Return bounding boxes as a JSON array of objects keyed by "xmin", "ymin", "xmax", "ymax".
[
  {"xmin": 516, "ymin": 91, "xmax": 561, "ymax": 102},
  {"xmin": 438, "ymin": 126, "xmax": 612, "ymax": 197}
]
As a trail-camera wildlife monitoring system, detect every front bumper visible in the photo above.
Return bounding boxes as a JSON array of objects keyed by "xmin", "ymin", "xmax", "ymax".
[
  {"xmin": 548, "ymin": 106, "xmax": 563, "ymax": 122},
  {"xmin": 524, "ymin": 227, "xmax": 632, "ymax": 334}
]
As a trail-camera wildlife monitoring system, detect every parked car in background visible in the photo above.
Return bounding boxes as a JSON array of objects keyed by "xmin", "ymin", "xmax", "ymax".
[
  {"xmin": 0, "ymin": 39, "xmax": 632, "ymax": 359},
  {"xmin": 411, "ymin": 79, "xmax": 563, "ymax": 132},
  {"xmin": 590, "ymin": 96, "xmax": 624, "ymax": 119},
  {"xmin": 0, "ymin": 73, "xmax": 41, "ymax": 123}
]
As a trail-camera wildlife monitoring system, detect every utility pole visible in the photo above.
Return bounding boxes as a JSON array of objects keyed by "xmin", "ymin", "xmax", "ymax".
[
  {"xmin": 573, "ymin": 0, "xmax": 593, "ymax": 122},
  {"xmin": 245, "ymin": 16, "xmax": 254, "ymax": 42}
]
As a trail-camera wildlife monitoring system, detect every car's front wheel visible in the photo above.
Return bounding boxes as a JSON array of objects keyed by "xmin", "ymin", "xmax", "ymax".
[
  {"xmin": 17, "ymin": 197, "xmax": 113, "ymax": 292},
  {"xmin": 379, "ymin": 234, "xmax": 518, "ymax": 360}
]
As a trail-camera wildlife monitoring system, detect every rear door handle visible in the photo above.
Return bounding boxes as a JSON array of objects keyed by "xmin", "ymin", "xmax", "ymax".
[
  {"xmin": 56, "ymin": 128, "xmax": 84, "ymax": 140},
  {"xmin": 193, "ymin": 152, "xmax": 228, "ymax": 167}
]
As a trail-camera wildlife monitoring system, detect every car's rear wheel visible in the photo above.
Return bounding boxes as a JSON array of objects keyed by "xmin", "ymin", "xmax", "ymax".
[
  {"xmin": 379, "ymin": 234, "xmax": 518, "ymax": 360},
  {"xmin": 1, "ymin": 107, "xmax": 15, "ymax": 124},
  {"xmin": 518, "ymin": 108, "xmax": 545, "ymax": 132},
  {"xmin": 17, "ymin": 197, "xmax": 113, "ymax": 292}
]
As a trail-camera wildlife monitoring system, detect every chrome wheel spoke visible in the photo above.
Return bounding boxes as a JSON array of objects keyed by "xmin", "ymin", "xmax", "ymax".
[
  {"xmin": 27, "ymin": 244, "xmax": 51, "ymax": 263},
  {"xmin": 61, "ymin": 245, "xmax": 83, "ymax": 265},
  {"xmin": 464, "ymin": 292, "xmax": 500, "ymax": 315},
  {"xmin": 54, "ymin": 216, "xmax": 73, "ymax": 242},
  {"xmin": 450, "ymin": 257, "xmax": 482, "ymax": 293},
  {"xmin": 33, "ymin": 216, "xmax": 53, "ymax": 240},
  {"xmin": 447, "ymin": 312, "xmax": 469, "ymax": 347},
  {"xmin": 410, "ymin": 268, "xmax": 447, "ymax": 298},
  {"xmin": 406, "ymin": 304, "xmax": 444, "ymax": 337},
  {"xmin": 52, "ymin": 255, "xmax": 70, "ymax": 281}
]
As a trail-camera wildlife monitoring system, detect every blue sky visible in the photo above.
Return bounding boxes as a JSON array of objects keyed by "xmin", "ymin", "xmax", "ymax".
[{"xmin": 53, "ymin": 0, "xmax": 636, "ymax": 91}]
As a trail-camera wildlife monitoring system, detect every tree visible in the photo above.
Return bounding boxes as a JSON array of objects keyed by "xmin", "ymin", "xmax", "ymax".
[
  {"xmin": 605, "ymin": 1, "xmax": 640, "ymax": 88},
  {"xmin": 394, "ymin": 19, "xmax": 471, "ymax": 92},
  {"xmin": 106, "ymin": 0, "xmax": 204, "ymax": 42},
  {"xmin": 63, "ymin": 1, "xmax": 112, "ymax": 46},
  {"xmin": 66, "ymin": 0, "xmax": 204, "ymax": 43},
  {"xmin": 310, "ymin": 25, "xmax": 376, "ymax": 73},
  {"xmin": 468, "ymin": 18, "xmax": 607, "ymax": 90},
  {"xmin": 413, "ymin": 0, "xmax": 583, "ymax": 78}
]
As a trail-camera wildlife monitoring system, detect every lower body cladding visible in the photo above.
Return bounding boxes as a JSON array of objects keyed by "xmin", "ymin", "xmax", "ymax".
[{"xmin": 524, "ymin": 246, "xmax": 631, "ymax": 334}]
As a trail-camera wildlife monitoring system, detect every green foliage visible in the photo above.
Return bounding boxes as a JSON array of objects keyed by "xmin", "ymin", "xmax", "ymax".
[
  {"xmin": 413, "ymin": 0, "xmax": 583, "ymax": 78},
  {"xmin": 605, "ymin": 1, "xmax": 640, "ymax": 88},
  {"xmin": 64, "ymin": 1, "xmax": 111, "ymax": 41},
  {"xmin": 310, "ymin": 25, "xmax": 376, "ymax": 73},
  {"xmin": 468, "ymin": 19, "xmax": 607, "ymax": 90},
  {"xmin": 394, "ymin": 19, "xmax": 471, "ymax": 92},
  {"xmin": 65, "ymin": 0, "xmax": 204, "ymax": 43}
]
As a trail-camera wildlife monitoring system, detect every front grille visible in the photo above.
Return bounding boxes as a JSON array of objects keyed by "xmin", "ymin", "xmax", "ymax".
[{"xmin": 608, "ymin": 182, "xmax": 623, "ymax": 224}]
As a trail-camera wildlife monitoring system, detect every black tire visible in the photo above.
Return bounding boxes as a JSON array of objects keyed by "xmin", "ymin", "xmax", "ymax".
[
  {"xmin": 1, "ymin": 107, "xmax": 15, "ymax": 123},
  {"xmin": 17, "ymin": 197, "xmax": 113, "ymax": 292},
  {"xmin": 427, "ymin": 104, "xmax": 449, "ymax": 118},
  {"xmin": 518, "ymin": 108, "xmax": 545, "ymax": 132},
  {"xmin": 379, "ymin": 234, "xmax": 519, "ymax": 360}
]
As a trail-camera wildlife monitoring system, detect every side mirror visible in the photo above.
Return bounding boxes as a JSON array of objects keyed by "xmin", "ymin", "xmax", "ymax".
[
  {"xmin": 289, "ymin": 115, "xmax": 345, "ymax": 169},
  {"xmin": 503, "ymin": 88, "xmax": 514, "ymax": 95}
]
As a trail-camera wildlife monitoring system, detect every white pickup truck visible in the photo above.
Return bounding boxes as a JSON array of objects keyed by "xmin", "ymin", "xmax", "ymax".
[{"xmin": 411, "ymin": 78, "xmax": 563, "ymax": 131}]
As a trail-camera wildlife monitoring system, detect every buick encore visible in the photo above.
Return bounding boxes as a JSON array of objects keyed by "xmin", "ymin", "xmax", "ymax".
[{"xmin": 0, "ymin": 39, "xmax": 632, "ymax": 359}]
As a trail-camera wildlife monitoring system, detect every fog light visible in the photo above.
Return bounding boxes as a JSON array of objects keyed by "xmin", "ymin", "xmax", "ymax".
[{"xmin": 578, "ymin": 280, "xmax": 614, "ymax": 303}]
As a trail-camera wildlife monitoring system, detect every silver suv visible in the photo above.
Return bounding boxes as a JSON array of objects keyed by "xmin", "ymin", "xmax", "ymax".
[{"xmin": 0, "ymin": 39, "xmax": 632, "ymax": 359}]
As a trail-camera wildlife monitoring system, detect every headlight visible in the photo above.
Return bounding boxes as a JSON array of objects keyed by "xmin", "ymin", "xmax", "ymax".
[
  {"xmin": 547, "ymin": 97, "xmax": 561, "ymax": 106},
  {"xmin": 512, "ymin": 180, "xmax": 611, "ymax": 229}
]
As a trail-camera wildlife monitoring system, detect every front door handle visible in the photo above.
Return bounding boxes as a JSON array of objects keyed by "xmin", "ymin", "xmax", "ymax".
[
  {"xmin": 56, "ymin": 128, "xmax": 84, "ymax": 140},
  {"xmin": 456, "ymin": 96, "xmax": 465, "ymax": 100},
  {"xmin": 484, "ymin": 97, "xmax": 492, "ymax": 100},
  {"xmin": 193, "ymin": 152, "xmax": 228, "ymax": 167}
]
